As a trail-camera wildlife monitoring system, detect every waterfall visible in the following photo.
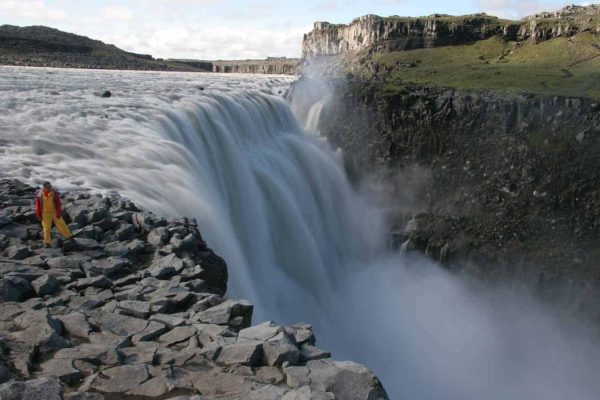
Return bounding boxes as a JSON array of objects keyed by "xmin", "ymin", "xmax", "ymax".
[{"xmin": 2, "ymin": 67, "xmax": 599, "ymax": 400}]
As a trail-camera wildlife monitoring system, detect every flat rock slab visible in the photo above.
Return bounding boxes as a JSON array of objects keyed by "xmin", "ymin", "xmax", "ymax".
[
  {"xmin": 87, "ymin": 364, "xmax": 149, "ymax": 394},
  {"xmin": 95, "ymin": 312, "xmax": 148, "ymax": 337},
  {"xmin": 217, "ymin": 341, "xmax": 263, "ymax": 367},
  {"xmin": 54, "ymin": 344, "xmax": 121, "ymax": 366},
  {"xmin": 117, "ymin": 299, "xmax": 151, "ymax": 319},
  {"xmin": 0, "ymin": 377, "xmax": 63, "ymax": 400}
]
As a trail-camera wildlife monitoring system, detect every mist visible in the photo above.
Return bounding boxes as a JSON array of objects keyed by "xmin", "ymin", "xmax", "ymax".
[{"xmin": 289, "ymin": 73, "xmax": 600, "ymax": 400}]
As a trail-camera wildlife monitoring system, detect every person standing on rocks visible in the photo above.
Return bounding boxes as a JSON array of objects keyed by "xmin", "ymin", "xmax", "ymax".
[{"xmin": 35, "ymin": 181, "xmax": 73, "ymax": 247}]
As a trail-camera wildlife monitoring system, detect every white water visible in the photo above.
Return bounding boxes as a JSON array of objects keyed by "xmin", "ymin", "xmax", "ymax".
[{"xmin": 1, "ymin": 66, "xmax": 599, "ymax": 399}]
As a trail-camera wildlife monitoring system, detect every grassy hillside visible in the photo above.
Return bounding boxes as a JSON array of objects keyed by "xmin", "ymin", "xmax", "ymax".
[{"xmin": 370, "ymin": 32, "xmax": 600, "ymax": 99}]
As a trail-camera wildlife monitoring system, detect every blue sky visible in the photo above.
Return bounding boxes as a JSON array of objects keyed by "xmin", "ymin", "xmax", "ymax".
[{"xmin": 0, "ymin": 0, "xmax": 590, "ymax": 59}]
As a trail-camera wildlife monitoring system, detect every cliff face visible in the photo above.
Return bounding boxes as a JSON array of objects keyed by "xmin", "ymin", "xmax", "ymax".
[
  {"xmin": 212, "ymin": 58, "xmax": 300, "ymax": 75},
  {"xmin": 302, "ymin": 5, "xmax": 600, "ymax": 57},
  {"xmin": 294, "ymin": 76, "xmax": 600, "ymax": 323},
  {"xmin": 0, "ymin": 179, "xmax": 388, "ymax": 399},
  {"xmin": 302, "ymin": 14, "xmax": 506, "ymax": 57}
]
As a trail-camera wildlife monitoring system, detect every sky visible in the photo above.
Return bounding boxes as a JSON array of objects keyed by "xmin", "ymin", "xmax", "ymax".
[{"xmin": 0, "ymin": 0, "xmax": 592, "ymax": 60}]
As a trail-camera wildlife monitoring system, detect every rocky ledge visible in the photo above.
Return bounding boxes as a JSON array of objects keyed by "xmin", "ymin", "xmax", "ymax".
[{"xmin": 0, "ymin": 178, "xmax": 388, "ymax": 400}]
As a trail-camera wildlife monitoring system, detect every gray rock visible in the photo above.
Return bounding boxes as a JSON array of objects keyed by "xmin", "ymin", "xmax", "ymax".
[
  {"xmin": 72, "ymin": 275, "xmax": 112, "ymax": 290},
  {"xmin": 88, "ymin": 331, "xmax": 129, "ymax": 349},
  {"xmin": 85, "ymin": 257, "xmax": 129, "ymax": 277},
  {"xmin": 0, "ymin": 377, "xmax": 62, "ymax": 400},
  {"xmin": 244, "ymin": 384, "xmax": 289, "ymax": 400},
  {"xmin": 300, "ymin": 345, "xmax": 331, "ymax": 362},
  {"xmin": 194, "ymin": 299, "xmax": 253, "ymax": 328},
  {"xmin": 87, "ymin": 364, "xmax": 149, "ymax": 394},
  {"xmin": 6, "ymin": 244, "xmax": 33, "ymax": 260},
  {"xmin": 149, "ymin": 313, "xmax": 186, "ymax": 328},
  {"xmin": 217, "ymin": 341, "xmax": 263, "ymax": 366},
  {"xmin": 147, "ymin": 227, "xmax": 169, "ymax": 246},
  {"xmin": 148, "ymin": 253, "xmax": 184, "ymax": 279},
  {"xmin": 56, "ymin": 312, "xmax": 91, "ymax": 338},
  {"xmin": 119, "ymin": 343, "xmax": 158, "ymax": 364},
  {"xmin": 47, "ymin": 254, "xmax": 89, "ymax": 269},
  {"xmin": 239, "ymin": 320, "xmax": 282, "ymax": 342},
  {"xmin": 117, "ymin": 300, "xmax": 151, "ymax": 319},
  {"xmin": 67, "ymin": 238, "xmax": 102, "ymax": 251},
  {"xmin": 127, "ymin": 376, "xmax": 177, "ymax": 397},
  {"xmin": 158, "ymin": 326, "xmax": 196, "ymax": 346},
  {"xmin": 285, "ymin": 323, "xmax": 316, "ymax": 346},
  {"xmin": 307, "ymin": 359, "xmax": 389, "ymax": 400},
  {"xmin": 0, "ymin": 276, "xmax": 33, "ymax": 301},
  {"xmin": 104, "ymin": 241, "xmax": 130, "ymax": 257},
  {"xmin": 131, "ymin": 321, "xmax": 168, "ymax": 343},
  {"xmin": 95, "ymin": 312, "xmax": 148, "ymax": 337},
  {"xmin": 31, "ymin": 274, "xmax": 60, "ymax": 296},
  {"xmin": 263, "ymin": 331, "xmax": 300, "ymax": 367},
  {"xmin": 40, "ymin": 358, "xmax": 82, "ymax": 385},
  {"xmin": 282, "ymin": 386, "xmax": 335, "ymax": 400},
  {"xmin": 54, "ymin": 344, "xmax": 121, "ymax": 366}
]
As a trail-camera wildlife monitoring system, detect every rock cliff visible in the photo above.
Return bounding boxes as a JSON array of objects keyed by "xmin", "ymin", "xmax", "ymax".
[
  {"xmin": 0, "ymin": 179, "xmax": 388, "ymax": 399},
  {"xmin": 211, "ymin": 58, "xmax": 300, "ymax": 75},
  {"xmin": 302, "ymin": 5, "xmax": 600, "ymax": 57}
]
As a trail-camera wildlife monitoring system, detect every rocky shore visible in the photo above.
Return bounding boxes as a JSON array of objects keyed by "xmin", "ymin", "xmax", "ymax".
[{"xmin": 0, "ymin": 178, "xmax": 388, "ymax": 399}]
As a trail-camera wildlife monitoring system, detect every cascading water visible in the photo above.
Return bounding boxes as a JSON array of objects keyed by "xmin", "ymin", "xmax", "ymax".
[{"xmin": 1, "ymin": 66, "xmax": 599, "ymax": 400}]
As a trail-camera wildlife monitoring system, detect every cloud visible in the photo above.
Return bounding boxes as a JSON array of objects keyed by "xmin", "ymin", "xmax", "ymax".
[
  {"xmin": 0, "ymin": 0, "xmax": 66, "ymax": 22},
  {"xmin": 473, "ymin": 0, "xmax": 566, "ymax": 19},
  {"xmin": 100, "ymin": 5, "xmax": 134, "ymax": 21},
  {"xmin": 96, "ymin": 24, "xmax": 309, "ymax": 59}
]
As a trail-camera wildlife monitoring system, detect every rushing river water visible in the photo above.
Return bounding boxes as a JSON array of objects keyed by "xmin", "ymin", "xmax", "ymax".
[{"xmin": 1, "ymin": 66, "xmax": 598, "ymax": 399}]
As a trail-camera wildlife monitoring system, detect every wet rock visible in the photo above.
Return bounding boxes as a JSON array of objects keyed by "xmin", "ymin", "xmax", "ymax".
[
  {"xmin": 194, "ymin": 299, "xmax": 253, "ymax": 328},
  {"xmin": 147, "ymin": 227, "xmax": 169, "ymax": 246},
  {"xmin": 54, "ymin": 312, "xmax": 91, "ymax": 338},
  {"xmin": 307, "ymin": 359, "xmax": 389, "ymax": 400},
  {"xmin": 282, "ymin": 386, "xmax": 335, "ymax": 400},
  {"xmin": 40, "ymin": 358, "xmax": 82, "ymax": 385},
  {"xmin": 239, "ymin": 320, "xmax": 282, "ymax": 341},
  {"xmin": 263, "ymin": 332, "xmax": 300, "ymax": 367},
  {"xmin": 54, "ymin": 344, "xmax": 121, "ymax": 366}
]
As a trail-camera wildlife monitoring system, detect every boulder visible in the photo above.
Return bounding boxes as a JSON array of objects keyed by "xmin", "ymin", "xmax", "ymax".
[
  {"xmin": 55, "ymin": 312, "xmax": 91, "ymax": 338},
  {"xmin": 217, "ymin": 341, "xmax": 263, "ymax": 366},
  {"xmin": 307, "ymin": 359, "xmax": 389, "ymax": 400},
  {"xmin": 0, "ymin": 377, "xmax": 62, "ymax": 400},
  {"xmin": 0, "ymin": 276, "xmax": 33, "ymax": 301},
  {"xmin": 117, "ymin": 300, "xmax": 151, "ymax": 319},
  {"xmin": 5, "ymin": 244, "xmax": 33, "ymax": 260},
  {"xmin": 300, "ymin": 345, "xmax": 331, "ymax": 362},
  {"xmin": 31, "ymin": 274, "xmax": 60, "ymax": 296}
]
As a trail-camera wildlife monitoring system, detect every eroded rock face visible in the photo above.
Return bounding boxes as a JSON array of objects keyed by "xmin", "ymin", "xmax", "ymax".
[
  {"xmin": 302, "ymin": 5, "xmax": 600, "ymax": 57},
  {"xmin": 0, "ymin": 179, "xmax": 389, "ymax": 399}
]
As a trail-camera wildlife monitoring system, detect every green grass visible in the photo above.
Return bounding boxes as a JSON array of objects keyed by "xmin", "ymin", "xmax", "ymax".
[{"xmin": 371, "ymin": 32, "xmax": 600, "ymax": 99}]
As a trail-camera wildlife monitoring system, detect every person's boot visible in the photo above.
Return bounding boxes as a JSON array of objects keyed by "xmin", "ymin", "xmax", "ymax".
[{"xmin": 43, "ymin": 243, "xmax": 51, "ymax": 248}]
